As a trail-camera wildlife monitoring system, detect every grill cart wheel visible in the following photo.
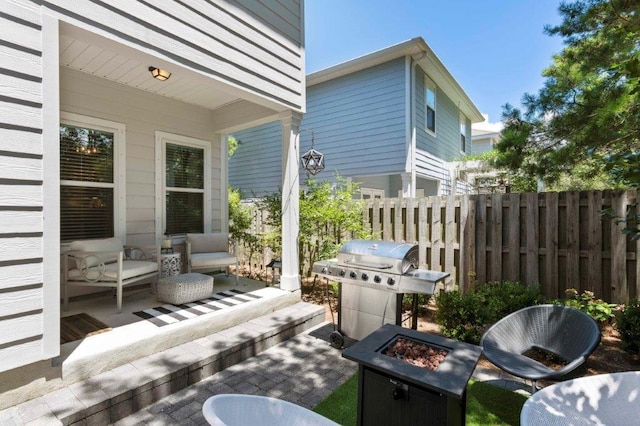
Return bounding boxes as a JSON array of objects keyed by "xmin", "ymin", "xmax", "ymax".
[{"xmin": 329, "ymin": 331, "xmax": 344, "ymax": 349}]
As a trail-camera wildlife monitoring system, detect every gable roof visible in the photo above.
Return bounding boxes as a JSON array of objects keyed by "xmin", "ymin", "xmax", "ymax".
[{"xmin": 307, "ymin": 37, "xmax": 484, "ymax": 123}]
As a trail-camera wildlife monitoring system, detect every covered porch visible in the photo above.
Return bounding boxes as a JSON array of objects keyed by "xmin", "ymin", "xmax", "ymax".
[
  {"xmin": 0, "ymin": 9, "xmax": 307, "ymax": 409},
  {"xmin": 0, "ymin": 273, "xmax": 325, "ymax": 420}
]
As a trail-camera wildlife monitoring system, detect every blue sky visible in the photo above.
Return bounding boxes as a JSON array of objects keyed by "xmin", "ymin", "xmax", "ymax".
[{"xmin": 304, "ymin": 0, "xmax": 566, "ymax": 123}]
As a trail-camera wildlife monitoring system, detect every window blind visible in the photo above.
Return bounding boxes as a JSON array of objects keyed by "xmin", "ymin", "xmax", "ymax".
[
  {"xmin": 60, "ymin": 124, "xmax": 115, "ymax": 242},
  {"xmin": 165, "ymin": 143, "xmax": 205, "ymax": 234}
]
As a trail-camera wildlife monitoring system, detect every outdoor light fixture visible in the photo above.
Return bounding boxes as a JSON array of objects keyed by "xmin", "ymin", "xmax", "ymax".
[
  {"xmin": 300, "ymin": 130, "xmax": 325, "ymax": 175},
  {"xmin": 148, "ymin": 66, "xmax": 171, "ymax": 81}
]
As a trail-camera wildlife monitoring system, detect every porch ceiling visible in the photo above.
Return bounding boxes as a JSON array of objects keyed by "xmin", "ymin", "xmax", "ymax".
[{"xmin": 59, "ymin": 23, "xmax": 259, "ymax": 113}]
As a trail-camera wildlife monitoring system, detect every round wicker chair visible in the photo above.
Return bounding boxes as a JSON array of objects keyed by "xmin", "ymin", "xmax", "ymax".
[{"xmin": 480, "ymin": 304, "xmax": 601, "ymax": 393}]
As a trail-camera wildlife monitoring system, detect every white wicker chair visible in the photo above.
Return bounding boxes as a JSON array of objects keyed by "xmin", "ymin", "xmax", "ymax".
[
  {"xmin": 185, "ymin": 233, "xmax": 238, "ymax": 284},
  {"xmin": 63, "ymin": 237, "xmax": 160, "ymax": 313}
]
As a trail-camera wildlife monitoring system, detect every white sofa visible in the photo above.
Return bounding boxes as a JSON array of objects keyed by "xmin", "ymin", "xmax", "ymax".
[
  {"xmin": 63, "ymin": 237, "xmax": 160, "ymax": 313},
  {"xmin": 185, "ymin": 233, "xmax": 238, "ymax": 284}
]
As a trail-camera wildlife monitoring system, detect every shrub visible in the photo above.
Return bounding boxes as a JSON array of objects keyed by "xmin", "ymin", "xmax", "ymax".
[
  {"xmin": 435, "ymin": 281, "xmax": 542, "ymax": 344},
  {"xmin": 560, "ymin": 288, "xmax": 617, "ymax": 324},
  {"xmin": 616, "ymin": 299, "xmax": 640, "ymax": 355}
]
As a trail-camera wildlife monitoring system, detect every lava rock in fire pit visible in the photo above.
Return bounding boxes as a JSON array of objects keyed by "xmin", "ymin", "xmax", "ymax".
[{"xmin": 384, "ymin": 337, "xmax": 448, "ymax": 371}]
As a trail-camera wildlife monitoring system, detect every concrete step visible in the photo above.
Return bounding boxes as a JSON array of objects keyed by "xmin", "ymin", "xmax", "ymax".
[{"xmin": 0, "ymin": 302, "xmax": 325, "ymax": 425}]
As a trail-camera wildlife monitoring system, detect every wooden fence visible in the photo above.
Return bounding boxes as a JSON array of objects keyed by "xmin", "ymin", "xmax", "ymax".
[
  {"xmin": 364, "ymin": 189, "xmax": 639, "ymax": 304},
  {"xmin": 239, "ymin": 189, "xmax": 640, "ymax": 304}
]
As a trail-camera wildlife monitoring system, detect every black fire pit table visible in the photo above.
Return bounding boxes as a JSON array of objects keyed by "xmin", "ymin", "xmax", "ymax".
[{"xmin": 342, "ymin": 324, "xmax": 482, "ymax": 426}]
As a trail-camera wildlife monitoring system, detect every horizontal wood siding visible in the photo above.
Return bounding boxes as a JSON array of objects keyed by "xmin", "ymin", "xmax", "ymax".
[
  {"xmin": 45, "ymin": 0, "xmax": 304, "ymax": 110},
  {"xmin": 229, "ymin": 121, "xmax": 283, "ymax": 198},
  {"xmin": 302, "ymin": 58, "xmax": 407, "ymax": 178},
  {"xmin": 229, "ymin": 58, "xmax": 408, "ymax": 197},
  {"xmin": 416, "ymin": 71, "xmax": 463, "ymax": 161},
  {"xmin": 61, "ymin": 68, "xmax": 223, "ymax": 245},
  {"xmin": 415, "ymin": 149, "xmax": 452, "ymax": 195},
  {"xmin": 0, "ymin": 0, "xmax": 45, "ymax": 373},
  {"xmin": 471, "ymin": 137, "xmax": 492, "ymax": 154}
]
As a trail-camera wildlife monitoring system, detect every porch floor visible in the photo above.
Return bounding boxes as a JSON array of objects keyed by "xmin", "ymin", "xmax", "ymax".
[{"xmin": 0, "ymin": 274, "xmax": 326, "ymax": 423}]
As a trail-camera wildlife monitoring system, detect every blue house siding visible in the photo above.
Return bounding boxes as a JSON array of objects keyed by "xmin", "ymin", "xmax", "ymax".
[
  {"xmin": 229, "ymin": 121, "xmax": 282, "ymax": 198},
  {"xmin": 301, "ymin": 58, "xmax": 407, "ymax": 178},
  {"xmin": 229, "ymin": 58, "xmax": 408, "ymax": 196},
  {"xmin": 416, "ymin": 71, "xmax": 461, "ymax": 161}
]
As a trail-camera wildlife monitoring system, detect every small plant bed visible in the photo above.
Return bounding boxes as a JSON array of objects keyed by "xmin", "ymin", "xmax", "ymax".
[{"xmin": 383, "ymin": 337, "xmax": 448, "ymax": 370}]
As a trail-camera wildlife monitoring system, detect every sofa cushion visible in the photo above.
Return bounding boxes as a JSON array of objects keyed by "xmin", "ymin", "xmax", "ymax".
[
  {"xmin": 69, "ymin": 237, "xmax": 124, "ymax": 269},
  {"xmin": 68, "ymin": 260, "xmax": 158, "ymax": 281},
  {"xmin": 191, "ymin": 252, "xmax": 236, "ymax": 269},
  {"xmin": 187, "ymin": 233, "xmax": 229, "ymax": 254}
]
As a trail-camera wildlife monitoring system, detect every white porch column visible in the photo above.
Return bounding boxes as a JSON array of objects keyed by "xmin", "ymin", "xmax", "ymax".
[
  {"xmin": 280, "ymin": 111, "xmax": 302, "ymax": 291},
  {"xmin": 401, "ymin": 172, "xmax": 414, "ymax": 198}
]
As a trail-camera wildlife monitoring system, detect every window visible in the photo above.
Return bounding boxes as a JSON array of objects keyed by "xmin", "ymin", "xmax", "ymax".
[
  {"xmin": 425, "ymin": 77, "xmax": 436, "ymax": 134},
  {"xmin": 157, "ymin": 132, "xmax": 211, "ymax": 236},
  {"xmin": 59, "ymin": 113, "xmax": 125, "ymax": 242},
  {"xmin": 360, "ymin": 188, "xmax": 385, "ymax": 199},
  {"xmin": 460, "ymin": 114, "xmax": 467, "ymax": 153}
]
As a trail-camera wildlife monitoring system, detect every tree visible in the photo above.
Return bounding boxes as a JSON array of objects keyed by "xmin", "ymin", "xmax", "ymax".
[{"xmin": 495, "ymin": 0, "xmax": 639, "ymax": 187}]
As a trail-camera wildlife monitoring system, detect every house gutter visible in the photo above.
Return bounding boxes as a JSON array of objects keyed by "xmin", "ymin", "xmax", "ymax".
[{"xmin": 406, "ymin": 51, "xmax": 426, "ymax": 198}]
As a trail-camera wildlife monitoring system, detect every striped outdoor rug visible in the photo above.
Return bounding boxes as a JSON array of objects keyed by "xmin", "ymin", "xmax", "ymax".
[{"xmin": 133, "ymin": 289, "xmax": 262, "ymax": 327}]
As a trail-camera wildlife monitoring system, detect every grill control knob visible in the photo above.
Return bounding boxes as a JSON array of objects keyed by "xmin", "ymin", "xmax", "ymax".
[
  {"xmin": 321, "ymin": 267, "xmax": 328, "ymax": 274},
  {"xmin": 339, "ymin": 269, "xmax": 346, "ymax": 277},
  {"xmin": 373, "ymin": 275, "xmax": 381, "ymax": 283},
  {"xmin": 387, "ymin": 277, "xmax": 396, "ymax": 286},
  {"xmin": 361, "ymin": 273, "xmax": 369, "ymax": 281},
  {"xmin": 349, "ymin": 271, "xmax": 357, "ymax": 279}
]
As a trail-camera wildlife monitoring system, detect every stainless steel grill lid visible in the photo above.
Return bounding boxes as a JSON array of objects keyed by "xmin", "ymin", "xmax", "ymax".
[{"xmin": 337, "ymin": 240, "xmax": 419, "ymax": 274}]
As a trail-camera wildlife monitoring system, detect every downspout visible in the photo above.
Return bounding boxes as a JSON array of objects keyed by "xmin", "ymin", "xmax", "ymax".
[{"xmin": 408, "ymin": 52, "xmax": 426, "ymax": 198}]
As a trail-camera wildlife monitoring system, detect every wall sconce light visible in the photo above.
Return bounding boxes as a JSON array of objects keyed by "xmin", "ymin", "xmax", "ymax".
[{"xmin": 148, "ymin": 66, "xmax": 171, "ymax": 81}]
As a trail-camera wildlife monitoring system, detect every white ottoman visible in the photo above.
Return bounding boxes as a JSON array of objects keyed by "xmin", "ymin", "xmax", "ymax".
[{"xmin": 157, "ymin": 272, "xmax": 214, "ymax": 304}]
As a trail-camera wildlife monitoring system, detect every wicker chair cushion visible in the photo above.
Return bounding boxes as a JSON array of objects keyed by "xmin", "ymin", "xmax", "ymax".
[
  {"xmin": 190, "ymin": 252, "xmax": 237, "ymax": 269},
  {"xmin": 68, "ymin": 260, "xmax": 158, "ymax": 281},
  {"xmin": 186, "ymin": 233, "xmax": 229, "ymax": 254},
  {"xmin": 69, "ymin": 237, "xmax": 123, "ymax": 269}
]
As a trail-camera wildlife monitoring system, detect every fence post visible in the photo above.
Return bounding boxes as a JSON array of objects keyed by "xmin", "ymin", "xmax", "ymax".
[
  {"xmin": 490, "ymin": 194, "xmax": 503, "ymax": 282},
  {"xmin": 587, "ymin": 191, "xmax": 603, "ymax": 295},
  {"xmin": 444, "ymin": 195, "xmax": 456, "ymax": 285},
  {"xmin": 476, "ymin": 194, "xmax": 487, "ymax": 285},
  {"xmin": 431, "ymin": 196, "xmax": 442, "ymax": 272},
  {"xmin": 611, "ymin": 190, "xmax": 628, "ymax": 303},
  {"xmin": 507, "ymin": 193, "xmax": 520, "ymax": 282},
  {"xmin": 545, "ymin": 192, "xmax": 559, "ymax": 299},
  {"xmin": 418, "ymin": 197, "xmax": 428, "ymax": 269},
  {"xmin": 525, "ymin": 193, "xmax": 539, "ymax": 288},
  {"xmin": 565, "ymin": 191, "xmax": 580, "ymax": 292}
]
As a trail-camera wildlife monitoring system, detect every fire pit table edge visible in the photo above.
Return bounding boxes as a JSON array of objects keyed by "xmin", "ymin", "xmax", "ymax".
[{"xmin": 342, "ymin": 323, "xmax": 482, "ymax": 399}]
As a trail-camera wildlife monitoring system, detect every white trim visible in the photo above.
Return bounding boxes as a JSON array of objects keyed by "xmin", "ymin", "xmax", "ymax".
[
  {"xmin": 460, "ymin": 112, "xmax": 468, "ymax": 155},
  {"xmin": 42, "ymin": 13, "xmax": 60, "ymax": 358},
  {"xmin": 219, "ymin": 133, "xmax": 229, "ymax": 233},
  {"xmin": 155, "ymin": 131, "xmax": 212, "ymax": 244},
  {"xmin": 59, "ymin": 112, "xmax": 127, "ymax": 242}
]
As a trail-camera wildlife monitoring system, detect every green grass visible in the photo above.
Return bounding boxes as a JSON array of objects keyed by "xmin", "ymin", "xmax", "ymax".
[
  {"xmin": 313, "ymin": 374, "xmax": 528, "ymax": 426},
  {"xmin": 313, "ymin": 374, "xmax": 358, "ymax": 425}
]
